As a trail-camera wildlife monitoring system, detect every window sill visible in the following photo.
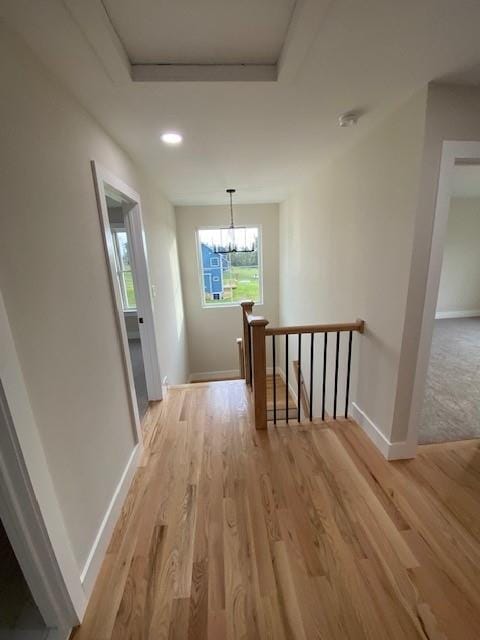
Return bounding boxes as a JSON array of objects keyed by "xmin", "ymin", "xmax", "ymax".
[
  {"xmin": 201, "ymin": 301, "xmax": 263, "ymax": 310},
  {"xmin": 123, "ymin": 309, "xmax": 138, "ymax": 316}
]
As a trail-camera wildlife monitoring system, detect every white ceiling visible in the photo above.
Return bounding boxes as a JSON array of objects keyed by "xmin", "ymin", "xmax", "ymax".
[
  {"xmin": 4, "ymin": 1, "xmax": 480, "ymax": 205},
  {"xmin": 452, "ymin": 165, "xmax": 480, "ymax": 198},
  {"xmin": 102, "ymin": 0, "xmax": 296, "ymax": 65}
]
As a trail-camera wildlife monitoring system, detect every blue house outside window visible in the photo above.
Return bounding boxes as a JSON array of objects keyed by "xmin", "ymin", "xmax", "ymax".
[{"xmin": 200, "ymin": 243, "xmax": 230, "ymax": 301}]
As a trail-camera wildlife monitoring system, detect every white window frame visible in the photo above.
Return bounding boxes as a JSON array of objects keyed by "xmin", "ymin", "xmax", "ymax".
[
  {"xmin": 111, "ymin": 226, "xmax": 137, "ymax": 312},
  {"xmin": 195, "ymin": 225, "xmax": 264, "ymax": 309}
]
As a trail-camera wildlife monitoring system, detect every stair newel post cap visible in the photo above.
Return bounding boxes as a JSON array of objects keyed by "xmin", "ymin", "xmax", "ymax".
[{"xmin": 249, "ymin": 318, "xmax": 269, "ymax": 327}]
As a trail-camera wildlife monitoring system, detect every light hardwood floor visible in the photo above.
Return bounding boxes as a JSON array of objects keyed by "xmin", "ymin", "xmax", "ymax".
[{"xmin": 72, "ymin": 380, "xmax": 480, "ymax": 639}]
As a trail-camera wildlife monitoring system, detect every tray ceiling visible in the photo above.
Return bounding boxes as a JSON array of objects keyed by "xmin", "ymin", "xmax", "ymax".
[{"xmin": 102, "ymin": 0, "xmax": 296, "ymax": 65}]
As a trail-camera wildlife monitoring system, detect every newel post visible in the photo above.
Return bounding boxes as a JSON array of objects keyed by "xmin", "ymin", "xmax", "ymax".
[
  {"xmin": 250, "ymin": 318, "xmax": 269, "ymax": 430},
  {"xmin": 241, "ymin": 301, "xmax": 254, "ymax": 386}
]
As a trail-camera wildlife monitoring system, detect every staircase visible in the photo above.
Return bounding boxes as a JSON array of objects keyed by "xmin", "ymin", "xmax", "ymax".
[
  {"xmin": 266, "ymin": 374, "xmax": 297, "ymax": 422},
  {"xmin": 237, "ymin": 301, "xmax": 365, "ymax": 429}
]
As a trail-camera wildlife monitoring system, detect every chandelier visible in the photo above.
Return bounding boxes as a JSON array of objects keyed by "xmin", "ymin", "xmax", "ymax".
[{"xmin": 210, "ymin": 189, "xmax": 256, "ymax": 254}]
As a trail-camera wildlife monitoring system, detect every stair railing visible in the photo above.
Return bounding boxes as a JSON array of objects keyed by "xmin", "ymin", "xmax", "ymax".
[{"xmin": 240, "ymin": 301, "xmax": 365, "ymax": 429}]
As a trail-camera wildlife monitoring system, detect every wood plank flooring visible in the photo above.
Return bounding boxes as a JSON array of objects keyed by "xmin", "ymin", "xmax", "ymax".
[{"xmin": 71, "ymin": 380, "xmax": 480, "ymax": 639}]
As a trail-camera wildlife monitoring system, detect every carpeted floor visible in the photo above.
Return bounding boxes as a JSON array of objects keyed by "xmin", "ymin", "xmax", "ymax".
[{"xmin": 420, "ymin": 317, "xmax": 480, "ymax": 444}]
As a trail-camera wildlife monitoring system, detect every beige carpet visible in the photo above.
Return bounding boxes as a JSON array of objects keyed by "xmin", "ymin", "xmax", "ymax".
[{"xmin": 420, "ymin": 317, "xmax": 480, "ymax": 444}]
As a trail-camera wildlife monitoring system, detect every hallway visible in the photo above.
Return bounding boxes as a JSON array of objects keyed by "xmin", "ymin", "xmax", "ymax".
[{"xmin": 71, "ymin": 380, "xmax": 480, "ymax": 639}]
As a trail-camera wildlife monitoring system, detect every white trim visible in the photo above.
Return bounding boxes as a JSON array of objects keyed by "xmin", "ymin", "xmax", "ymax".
[
  {"xmin": 66, "ymin": 0, "xmax": 276, "ymax": 83},
  {"xmin": 80, "ymin": 444, "xmax": 141, "ymax": 598},
  {"xmin": 435, "ymin": 309, "xmax": 480, "ymax": 319},
  {"xmin": 91, "ymin": 161, "xmax": 162, "ymax": 447},
  {"xmin": 189, "ymin": 369, "xmax": 240, "ymax": 382},
  {"xmin": 351, "ymin": 403, "xmax": 416, "ymax": 461},
  {"xmin": 189, "ymin": 366, "xmax": 280, "ymax": 383},
  {"xmin": 277, "ymin": 0, "xmax": 332, "ymax": 83},
  {"xmin": 124, "ymin": 201, "xmax": 164, "ymax": 400},
  {"xmin": 65, "ymin": 0, "xmax": 328, "ymax": 84},
  {"xmin": 111, "ymin": 227, "xmax": 137, "ymax": 313},
  {"xmin": 0, "ymin": 291, "xmax": 83, "ymax": 634},
  {"xmin": 63, "ymin": 0, "xmax": 131, "ymax": 85},
  {"xmin": 132, "ymin": 64, "xmax": 277, "ymax": 82},
  {"xmin": 407, "ymin": 141, "xmax": 480, "ymax": 447}
]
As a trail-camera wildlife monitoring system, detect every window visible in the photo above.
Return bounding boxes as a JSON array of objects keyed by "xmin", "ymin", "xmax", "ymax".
[
  {"xmin": 197, "ymin": 227, "xmax": 262, "ymax": 306},
  {"xmin": 112, "ymin": 229, "xmax": 136, "ymax": 310}
]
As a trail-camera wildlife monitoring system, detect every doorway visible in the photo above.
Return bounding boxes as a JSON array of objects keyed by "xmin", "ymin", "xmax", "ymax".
[
  {"xmin": 107, "ymin": 198, "xmax": 149, "ymax": 418},
  {"xmin": 409, "ymin": 142, "xmax": 480, "ymax": 446},
  {"xmin": 91, "ymin": 162, "xmax": 162, "ymax": 440}
]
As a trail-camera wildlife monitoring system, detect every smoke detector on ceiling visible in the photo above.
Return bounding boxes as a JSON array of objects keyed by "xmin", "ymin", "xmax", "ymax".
[{"xmin": 338, "ymin": 111, "xmax": 361, "ymax": 127}]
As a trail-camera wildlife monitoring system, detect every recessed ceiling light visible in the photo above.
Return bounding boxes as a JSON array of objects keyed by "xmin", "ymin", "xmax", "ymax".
[{"xmin": 161, "ymin": 132, "xmax": 183, "ymax": 145}]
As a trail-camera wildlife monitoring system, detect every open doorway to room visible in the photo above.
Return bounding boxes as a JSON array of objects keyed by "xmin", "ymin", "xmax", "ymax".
[
  {"xmin": 417, "ymin": 154, "xmax": 480, "ymax": 445},
  {"xmin": 91, "ymin": 162, "xmax": 163, "ymax": 438},
  {"xmin": 106, "ymin": 197, "xmax": 149, "ymax": 419}
]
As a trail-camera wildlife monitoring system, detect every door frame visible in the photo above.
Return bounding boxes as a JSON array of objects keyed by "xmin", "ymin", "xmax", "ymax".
[
  {"xmin": 0, "ymin": 290, "xmax": 84, "ymax": 639},
  {"xmin": 407, "ymin": 140, "xmax": 480, "ymax": 446},
  {"xmin": 91, "ymin": 162, "xmax": 162, "ymax": 444}
]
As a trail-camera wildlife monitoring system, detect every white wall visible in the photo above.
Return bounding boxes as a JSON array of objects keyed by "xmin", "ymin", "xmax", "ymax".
[
  {"xmin": 436, "ymin": 197, "xmax": 480, "ymax": 315},
  {"xmin": 175, "ymin": 204, "xmax": 279, "ymax": 377},
  {"xmin": 0, "ymin": 24, "xmax": 188, "ymax": 578},
  {"xmin": 279, "ymin": 91, "xmax": 427, "ymax": 444}
]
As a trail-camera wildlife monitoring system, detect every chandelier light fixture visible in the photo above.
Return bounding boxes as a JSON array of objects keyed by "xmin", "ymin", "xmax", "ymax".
[{"xmin": 210, "ymin": 188, "xmax": 256, "ymax": 254}]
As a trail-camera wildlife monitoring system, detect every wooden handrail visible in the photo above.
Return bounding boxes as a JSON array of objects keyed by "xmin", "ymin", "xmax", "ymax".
[
  {"xmin": 239, "ymin": 302, "xmax": 365, "ymax": 429},
  {"xmin": 265, "ymin": 319, "xmax": 364, "ymax": 336}
]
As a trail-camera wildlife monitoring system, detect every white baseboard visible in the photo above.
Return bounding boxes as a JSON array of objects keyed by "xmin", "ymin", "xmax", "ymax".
[
  {"xmin": 188, "ymin": 369, "xmax": 240, "ymax": 382},
  {"xmin": 80, "ymin": 443, "xmax": 141, "ymax": 598},
  {"xmin": 351, "ymin": 403, "xmax": 416, "ymax": 460},
  {"xmin": 188, "ymin": 366, "xmax": 289, "ymax": 384},
  {"xmin": 435, "ymin": 309, "xmax": 480, "ymax": 319}
]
